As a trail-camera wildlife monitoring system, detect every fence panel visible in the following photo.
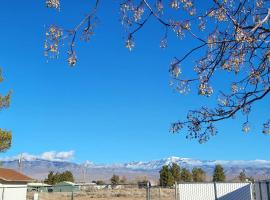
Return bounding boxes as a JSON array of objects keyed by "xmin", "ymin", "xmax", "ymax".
[
  {"xmin": 216, "ymin": 183, "xmax": 252, "ymax": 200},
  {"xmin": 254, "ymin": 182, "xmax": 270, "ymax": 200},
  {"xmin": 178, "ymin": 183, "xmax": 252, "ymax": 200},
  {"xmin": 255, "ymin": 183, "xmax": 262, "ymax": 200},
  {"xmin": 27, "ymin": 192, "xmax": 72, "ymax": 200},
  {"xmin": 149, "ymin": 187, "xmax": 175, "ymax": 200},
  {"xmin": 178, "ymin": 183, "xmax": 216, "ymax": 200}
]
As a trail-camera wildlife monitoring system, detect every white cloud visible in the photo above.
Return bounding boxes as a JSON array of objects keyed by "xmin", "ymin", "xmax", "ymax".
[
  {"xmin": 0, "ymin": 151, "xmax": 75, "ymax": 162},
  {"xmin": 41, "ymin": 151, "xmax": 74, "ymax": 161}
]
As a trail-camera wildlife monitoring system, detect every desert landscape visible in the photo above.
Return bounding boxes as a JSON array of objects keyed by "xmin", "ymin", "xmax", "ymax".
[{"xmin": 27, "ymin": 188, "xmax": 175, "ymax": 200}]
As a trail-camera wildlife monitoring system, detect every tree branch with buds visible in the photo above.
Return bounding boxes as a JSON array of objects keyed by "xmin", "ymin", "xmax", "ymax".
[{"xmin": 45, "ymin": 0, "xmax": 270, "ymax": 143}]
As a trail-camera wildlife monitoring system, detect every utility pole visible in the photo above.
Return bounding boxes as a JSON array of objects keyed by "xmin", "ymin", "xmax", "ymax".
[
  {"xmin": 81, "ymin": 167, "xmax": 86, "ymax": 183},
  {"xmin": 18, "ymin": 154, "xmax": 24, "ymax": 173}
]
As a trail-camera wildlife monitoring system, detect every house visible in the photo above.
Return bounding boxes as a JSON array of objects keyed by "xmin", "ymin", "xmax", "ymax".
[
  {"xmin": 75, "ymin": 182, "xmax": 97, "ymax": 191},
  {"xmin": 0, "ymin": 168, "xmax": 33, "ymax": 200},
  {"xmin": 53, "ymin": 181, "xmax": 80, "ymax": 192},
  {"xmin": 27, "ymin": 182, "xmax": 52, "ymax": 192}
]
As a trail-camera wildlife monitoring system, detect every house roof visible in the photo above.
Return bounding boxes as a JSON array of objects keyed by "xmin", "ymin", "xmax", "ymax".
[
  {"xmin": 55, "ymin": 181, "xmax": 75, "ymax": 186},
  {"xmin": 0, "ymin": 168, "xmax": 33, "ymax": 182},
  {"xmin": 28, "ymin": 183, "xmax": 51, "ymax": 187}
]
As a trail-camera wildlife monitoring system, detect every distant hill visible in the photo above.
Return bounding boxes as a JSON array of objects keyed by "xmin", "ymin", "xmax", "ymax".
[{"xmin": 2, "ymin": 156, "xmax": 270, "ymax": 182}]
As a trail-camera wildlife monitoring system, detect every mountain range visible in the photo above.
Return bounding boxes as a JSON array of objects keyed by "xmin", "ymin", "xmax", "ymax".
[{"xmin": 1, "ymin": 156, "xmax": 270, "ymax": 182}]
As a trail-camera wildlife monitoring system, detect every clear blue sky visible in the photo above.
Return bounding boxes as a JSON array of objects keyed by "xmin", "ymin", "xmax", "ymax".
[{"xmin": 0, "ymin": 0, "xmax": 270, "ymax": 163}]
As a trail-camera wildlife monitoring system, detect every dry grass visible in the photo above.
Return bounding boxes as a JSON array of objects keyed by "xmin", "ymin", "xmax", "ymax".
[{"xmin": 27, "ymin": 188, "xmax": 175, "ymax": 200}]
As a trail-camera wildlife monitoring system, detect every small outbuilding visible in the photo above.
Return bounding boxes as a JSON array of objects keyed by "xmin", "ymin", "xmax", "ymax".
[
  {"xmin": 53, "ymin": 181, "xmax": 79, "ymax": 192},
  {"xmin": 0, "ymin": 168, "xmax": 33, "ymax": 200},
  {"xmin": 75, "ymin": 182, "xmax": 97, "ymax": 191}
]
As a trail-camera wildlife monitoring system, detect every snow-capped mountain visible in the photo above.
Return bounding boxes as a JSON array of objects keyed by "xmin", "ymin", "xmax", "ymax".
[
  {"xmin": 122, "ymin": 156, "xmax": 270, "ymax": 170},
  {"xmin": 1, "ymin": 156, "xmax": 270, "ymax": 181}
]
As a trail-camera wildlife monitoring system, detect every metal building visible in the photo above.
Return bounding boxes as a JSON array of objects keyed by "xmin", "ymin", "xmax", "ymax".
[{"xmin": 53, "ymin": 181, "xmax": 79, "ymax": 192}]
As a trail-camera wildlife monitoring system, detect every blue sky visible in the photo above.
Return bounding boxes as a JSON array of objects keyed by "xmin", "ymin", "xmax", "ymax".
[{"xmin": 0, "ymin": 0, "xmax": 270, "ymax": 164}]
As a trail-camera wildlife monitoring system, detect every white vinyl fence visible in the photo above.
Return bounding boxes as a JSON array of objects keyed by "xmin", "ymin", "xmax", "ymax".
[{"xmin": 177, "ymin": 183, "xmax": 253, "ymax": 200}]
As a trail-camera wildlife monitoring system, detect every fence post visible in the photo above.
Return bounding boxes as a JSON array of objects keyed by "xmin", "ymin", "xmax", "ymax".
[
  {"xmin": 159, "ymin": 187, "xmax": 161, "ymax": 200},
  {"xmin": 214, "ymin": 182, "xmax": 218, "ymax": 200},
  {"xmin": 33, "ymin": 193, "xmax": 39, "ymax": 200},
  {"xmin": 146, "ymin": 183, "xmax": 148, "ymax": 200},
  {"xmin": 146, "ymin": 181, "xmax": 151, "ymax": 200},
  {"xmin": 266, "ymin": 182, "xmax": 270, "ymax": 200},
  {"xmin": 175, "ymin": 182, "xmax": 178, "ymax": 200},
  {"xmin": 2, "ymin": 187, "xmax": 4, "ymax": 200},
  {"xmin": 71, "ymin": 191, "xmax": 74, "ymax": 200},
  {"xmin": 149, "ymin": 182, "xmax": 151, "ymax": 200},
  {"xmin": 251, "ymin": 183, "xmax": 255, "ymax": 200},
  {"xmin": 259, "ymin": 182, "xmax": 262, "ymax": 200}
]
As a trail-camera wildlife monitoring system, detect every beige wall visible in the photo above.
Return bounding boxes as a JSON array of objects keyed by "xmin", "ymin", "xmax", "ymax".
[{"xmin": 0, "ymin": 183, "xmax": 27, "ymax": 200}]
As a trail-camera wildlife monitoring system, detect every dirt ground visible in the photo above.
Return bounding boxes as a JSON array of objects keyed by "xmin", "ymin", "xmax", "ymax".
[{"xmin": 27, "ymin": 188, "xmax": 175, "ymax": 200}]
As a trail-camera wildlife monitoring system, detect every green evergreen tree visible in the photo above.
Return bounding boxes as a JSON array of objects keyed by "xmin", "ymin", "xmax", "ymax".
[
  {"xmin": 180, "ymin": 168, "xmax": 192, "ymax": 182},
  {"xmin": 247, "ymin": 176, "xmax": 255, "ymax": 183},
  {"xmin": 192, "ymin": 168, "xmax": 206, "ymax": 182},
  {"xmin": 238, "ymin": 170, "xmax": 247, "ymax": 182},
  {"xmin": 111, "ymin": 174, "xmax": 120, "ymax": 185},
  {"xmin": 159, "ymin": 165, "xmax": 174, "ymax": 187},
  {"xmin": 44, "ymin": 171, "xmax": 55, "ymax": 185},
  {"xmin": 60, "ymin": 171, "xmax": 74, "ymax": 182},
  {"xmin": 44, "ymin": 171, "xmax": 74, "ymax": 185},
  {"xmin": 54, "ymin": 172, "xmax": 61, "ymax": 183},
  {"xmin": 170, "ymin": 163, "xmax": 181, "ymax": 182},
  {"xmin": 167, "ymin": 172, "xmax": 175, "ymax": 187},
  {"xmin": 120, "ymin": 176, "xmax": 127, "ymax": 184},
  {"xmin": 0, "ymin": 70, "xmax": 12, "ymax": 152},
  {"xmin": 95, "ymin": 180, "xmax": 105, "ymax": 185},
  {"xmin": 213, "ymin": 164, "xmax": 226, "ymax": 182}
]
